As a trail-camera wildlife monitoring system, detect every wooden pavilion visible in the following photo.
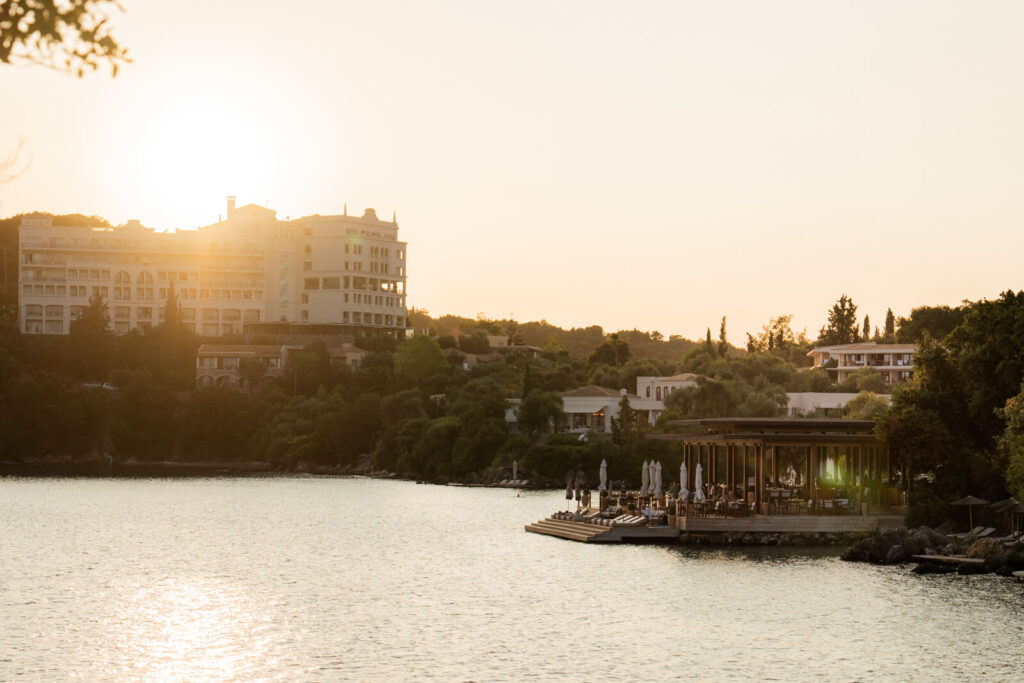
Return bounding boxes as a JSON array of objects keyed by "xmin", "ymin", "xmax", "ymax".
[{"xmin": 648, "ymin": 418, "xmax": 904, "ymax": 534}]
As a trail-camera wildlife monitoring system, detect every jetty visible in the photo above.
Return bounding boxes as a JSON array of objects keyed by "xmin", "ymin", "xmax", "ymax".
[{"xmin": 525, "ymin": 517, "xmax": 680, "ymax": 543}]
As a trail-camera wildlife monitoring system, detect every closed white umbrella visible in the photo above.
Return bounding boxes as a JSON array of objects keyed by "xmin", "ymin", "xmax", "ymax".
[
  {"xmin": 654, "ymin": 461, "xmax": 663, "ymax": 499},
  {"xmin": 649, "ymin": 461, "xmax": 656, "ymax": 495},
  {"xmin": 679, "ymin": 461, "xmax": 689, "ymax": 500},
  {"xmin": 599, "ymin": 459, "xmax": 608, "ymax": 491},
  {"xmin": 694, "ymin": 463, "xmax": 706, "ymax": 502},
  {"xmin": 640, "ymin": 460, "xmax": 649, "ymax": 496}
]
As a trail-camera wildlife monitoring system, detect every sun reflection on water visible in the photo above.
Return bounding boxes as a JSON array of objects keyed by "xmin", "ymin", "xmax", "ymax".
[{"xmin": 103, "ymin": 577, "xmax": 267, "ymax": 682}]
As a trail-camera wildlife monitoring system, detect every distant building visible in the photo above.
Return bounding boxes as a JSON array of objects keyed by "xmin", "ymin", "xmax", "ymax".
[
  {"xmin": 806, "ymin": 342, "xmax": 917, "ymax": 384},
  {"xmin": 785, "ymin": 392, "xmax": 890, "ymax": 417},
  {"xmin": 18, "ymin": 198, "xmax": 408, "ymax": 338},
  {"xmin": 195, "ymin": 341, "xmax": 366, "ymax": 389},
  {"xmin": 559, "ymin": 385, "xmax": 664, "ymax": 433},
  {"xmin": 195, "ymin": 344, "xmax": 290, "ymax": 389}
]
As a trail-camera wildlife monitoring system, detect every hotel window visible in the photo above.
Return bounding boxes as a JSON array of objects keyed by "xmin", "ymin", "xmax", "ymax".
[
  {"xmin": 352, "ymin": 312, "xmax": 362, "ymax": 323},
  {"xmin": 342, "ymin": 311, "xmax": 349, "ymax": 322},
  {"xmin": 304, "ymin": 278, "xmax": 320, "ymax": 290},
  {"xmin": 323, "ymin": 277, "xmax": 340, "ymax": 289},
  {"xmin": 301, "ymin": 293, "xmax": 309, "ymax": 303},
  {"xmin": 137, "ymin": 307, "xmax": 152, "ymax": 319},
  {"xmin": 301, "ymin": 310, "xmax": 309, "ymax": 321},
  {"xmin": 303, "ymin": 262, "xmax": 312, "ymax": 271},
  {"xmin": 304, "ymin": 228, "xmax": 312, "ymax": 237},
  {"xmin": 304, "ymin": 245, "xmax": 312, "ymax": 255}
]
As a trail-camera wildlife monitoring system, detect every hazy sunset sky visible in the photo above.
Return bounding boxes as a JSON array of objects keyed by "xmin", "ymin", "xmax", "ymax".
[{"xmin": 2, "ymin": 1, "xmax": 1022, "ymax": 341}]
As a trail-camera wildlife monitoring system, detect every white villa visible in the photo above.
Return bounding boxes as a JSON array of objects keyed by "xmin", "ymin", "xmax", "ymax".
[
  {"xmin": 559, "ymin": 385, "xmax": 665, "ymax": 433},
  {"xmin": 806, "ymin": 342, "xmax": 917, "ymax": 384}
]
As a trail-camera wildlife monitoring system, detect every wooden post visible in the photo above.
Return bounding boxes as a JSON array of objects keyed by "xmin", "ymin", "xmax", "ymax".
[
  {"xmin": 857, "ymin": 446, "xmax": 863, "ymax": 512},
  {"xmin": 742, "ymin": 444, "xmax": 748, "ymax": 500}
]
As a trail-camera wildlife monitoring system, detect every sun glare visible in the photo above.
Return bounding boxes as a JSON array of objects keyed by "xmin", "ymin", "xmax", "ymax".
[{"xmin": 118, "ymin": 75, "xmax": 296, "ymax": 229}]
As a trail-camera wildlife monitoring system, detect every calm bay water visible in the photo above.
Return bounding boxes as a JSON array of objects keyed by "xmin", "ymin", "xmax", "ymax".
[{"xmin": 1, "ymin": 476, "xmax": 1022, "ymax": 681}]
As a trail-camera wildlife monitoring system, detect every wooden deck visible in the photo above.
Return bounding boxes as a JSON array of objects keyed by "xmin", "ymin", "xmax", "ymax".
[
  {"xmin": 674, "ymin": 514, "xmax": 899, "ymax": 534},
  {"xmin": 525, "ymin": 518, "xmax": 680, "ymax": 544},
  {"xmin": 910, "ymin": 554, "xmax": 984, "ymax": 566}
]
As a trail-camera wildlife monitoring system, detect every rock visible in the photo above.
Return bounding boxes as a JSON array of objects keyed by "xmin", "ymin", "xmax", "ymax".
[
  {"xmin": 984, "ymin": 555, "xmax": 1007, "ymax": 573},
  {"xmin": 910, "ymin": 526, "xmax": 951, "ymax": 551},
  {"xmin": 957, "ymin": 562, "xmax": 989, "ymax": 575},
  {"xmin": 913, "ymin": 562, "xmax": 956, "ymax": 574},
  {"xmin": 1004, "ymin": 550, "xmax": 1024, "ymax": 570},
  {"xmin": 885, "ymin": 544, "xmax": 908, "ymax": 564},
  {"xmin": 966, "ymin": 538, "xmax": 1004, "ymax": 559},
  {"xmin": 995, "ymin": 565, "xmax": 1016, "ymax": 577}
]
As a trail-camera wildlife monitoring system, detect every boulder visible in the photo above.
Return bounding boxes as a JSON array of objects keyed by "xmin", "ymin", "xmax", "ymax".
[
  {"xmin": 885, "ymin": 544, "xmax": 908, "ymax": 564},
  {"xmin": 966, "ymin": 538, "xmax": 1004, "ymax": 559},
  {"xmin": 912, "ymin": 562, "xmax": 956, "ymax": 575},
  {"xmin": 957, "ymin": 562, "xmax": 989, "ymax": 575}
]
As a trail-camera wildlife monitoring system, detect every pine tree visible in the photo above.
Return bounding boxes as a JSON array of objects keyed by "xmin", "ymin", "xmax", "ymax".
[
  {"xmin": 718, "ymin": 316, "xmax": 728, "ymax": 356},
  {"xmin": 884, "ymin": 308, "xmax": 896, "ymax": 342},
  {"xmin": 863, "ymin": 314, "xmax": 871, "ymax": 341},
  {"xmin": 820, "ymin": 294, "xmax": 859, "ymax": 345},
  {"xmin": 163, "ymin": 281, "xmax": 183, "ymax": 328}
]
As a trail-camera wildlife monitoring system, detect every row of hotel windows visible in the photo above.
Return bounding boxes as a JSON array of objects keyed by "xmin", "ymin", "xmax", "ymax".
[
  {"xmin": 297, "ymin": 310, "xmax": 404, "ymax": 326},
  {"xmin": 300, "ymin": 292, "xmax": 404, "ymax": 307},
  {"xmin": 23, "ymin": 304, "xmax": 263, "ymax": 322},
  {"xmin": 302, "ymin": 276, "xmax": 404, "ymax": 293},
  {"xmin": 23, "ymin": 284, "xmax": 263, "ymax": 301},
  {"xmin": 302, "ymin": 260, "xmax": 396, "ymax": 274}
]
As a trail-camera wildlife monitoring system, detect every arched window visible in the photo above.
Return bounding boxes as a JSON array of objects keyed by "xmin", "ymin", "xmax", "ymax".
[
  {"xmin": 645, "ymin": 387, "xmax": 650, "ymax": 398},
  {"xmin": 656, "ymin": 386, "xmax": 662, "ymax": 400},
  {"xmin": 114, "ymin": 270, "xmax": 131, "ymax": 284}
]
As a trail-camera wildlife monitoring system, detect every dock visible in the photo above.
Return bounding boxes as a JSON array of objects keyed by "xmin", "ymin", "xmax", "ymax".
[
  {"xmin": 910, "ymin": 554, "xmax": 985, "ymax": 566},
  {"xmin": 525, "ymin": 517, "xmax": 680, "ymax": 543},
  {"xmin": 674, "ymin": 514, "xmax": 904, "ymax": 535}
]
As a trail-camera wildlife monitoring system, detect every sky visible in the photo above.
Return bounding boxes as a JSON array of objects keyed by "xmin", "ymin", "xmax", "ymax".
[{"xmin": 2, "ymin": 1, "xmax": 1023, "ymax": 341}]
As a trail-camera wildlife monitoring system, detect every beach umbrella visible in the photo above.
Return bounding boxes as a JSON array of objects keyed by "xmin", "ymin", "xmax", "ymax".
[
  {"xmin": 654, "ymin": 461, "xmax": 663, "ymax": 499},
  {"xmin": 640, "ymin": 460, "xmax": 649, "ymax": 496},
  {"xmin": 679, "ymin": 461, "xmax": 689, "ymax": 500},
  {"xmin": 649, "ymin": 461, "xmax": 657, "ymax": 495},
  {"xmin": 599, "ymin": 459, "xmax": 608, "ymax": 492},
  {"xmin": 951, "ymin": 495, "xmax": 990, "ymax": 530},
  {"xmin": 694, "ymin": 463, "xmax": 705, "ymax": 502},
  {"xmin": 512, "ymin": 460, "xmax": 518, "ymax": 482}
]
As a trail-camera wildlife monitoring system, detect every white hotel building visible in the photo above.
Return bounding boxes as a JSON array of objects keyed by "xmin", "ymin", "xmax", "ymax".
[{"xmin": 18, "ymin": 198, "xmax": 408, "ymax": 338}]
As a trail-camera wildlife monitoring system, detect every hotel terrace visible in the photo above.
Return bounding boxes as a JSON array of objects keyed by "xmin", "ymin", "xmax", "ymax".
[
  {"xmin": 806, "ymin": 341, "xmax": 917, "ymax": 384},
  {"xmin": 18, "ymin": 198, "xmax": 408, "ymax": 338}
]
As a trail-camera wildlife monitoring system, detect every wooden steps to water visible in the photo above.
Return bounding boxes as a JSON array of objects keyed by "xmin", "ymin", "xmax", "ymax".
[{"xmin": 525, "ymin": 517, "xmax": 680, "ymax": 544}]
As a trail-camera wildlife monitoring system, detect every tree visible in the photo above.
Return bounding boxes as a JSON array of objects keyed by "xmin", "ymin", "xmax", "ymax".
[
  {"xmin": 517, "ymin": 388, "xmax": 563, "ymax": 440},
  {"xmin": 70, "ymin": 291, "xmax": 110, "ymax": 336},
  {"xmin": 457, "ymin": 331, "xmax": 490, "ymax": 354},
  {"xmin": 845, "ymin": 391, "xmax": 891, "ymax": 421},
  {"xmin": 862, "ymin": 314, "xmax": 870, "ymax": 341},
  {"xmin": 883, "ymin": 308, "xmax": 896, "ymax": 342},
  {"xmin": 587, "ymin": 333, "xmax": 630, "ymax": 368},
  {"xmin": 239, "ymin": 357, "xmax": 268, "ymax": 396},
  {"xmin": 819, "ymin": 294, "xmax": 859, "ymax": 345},
  {"xmin": 0, "ymin": 0, "xmax": 129, "ymax": 76},
  {"xmin": 504, "ymin": 319, "xmax": 524, "ymax": 346},
  {"xmin": 394, "ymin": 335, "xmax": 448, "ymax": 386},
  {"xmin": 718, "ymin": 316, "xmax": 728, "ymax": 356},
  {"xmin": 163, "ymin": 281, "xmax": 182, "ymax": 328},
  {"xmin": 895, "ymin": 305, "xmax": 965, "ymax": 344}
]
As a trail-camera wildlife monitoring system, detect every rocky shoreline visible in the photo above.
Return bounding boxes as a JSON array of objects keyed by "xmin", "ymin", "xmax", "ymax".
[{"xmin": 841, "ymin": 526, "xmax": 1024, "ymax": 576}]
